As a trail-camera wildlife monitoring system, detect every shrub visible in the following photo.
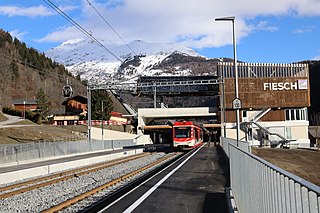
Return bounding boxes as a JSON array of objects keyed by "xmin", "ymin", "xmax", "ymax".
[
  {"xmin": 2, "ymin": 106, "xmax": 40, "ymax": 123},
  {"xmin": 2, "ymin": 106, "xmax": 21, "ymax": 116}
]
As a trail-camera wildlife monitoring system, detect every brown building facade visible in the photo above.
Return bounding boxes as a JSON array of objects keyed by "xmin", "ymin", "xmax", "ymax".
[{"xmin": 218, "ymin": 62, "xmax": 310, "ymax": 147}]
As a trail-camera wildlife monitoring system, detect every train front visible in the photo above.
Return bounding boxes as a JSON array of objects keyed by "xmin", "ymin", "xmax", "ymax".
[{"xmin": 172, "ymin": 121, "xmax": 203, "ymax": 150}]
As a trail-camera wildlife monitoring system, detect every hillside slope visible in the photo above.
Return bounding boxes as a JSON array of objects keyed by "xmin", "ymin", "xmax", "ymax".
[{"xmin": 0, "ymin": 29, "xmax": 86, "ymax": 110}]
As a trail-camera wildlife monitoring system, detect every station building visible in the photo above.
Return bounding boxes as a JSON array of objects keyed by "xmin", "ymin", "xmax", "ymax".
[{"xmin": 218, "ymin": 62, "xmax": 310, "ymax": 147}]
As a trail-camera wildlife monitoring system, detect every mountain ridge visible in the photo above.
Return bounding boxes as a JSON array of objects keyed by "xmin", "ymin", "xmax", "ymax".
[{"xmin": 45, "ymin": 39, "xmax": 217, "ymax": 84}]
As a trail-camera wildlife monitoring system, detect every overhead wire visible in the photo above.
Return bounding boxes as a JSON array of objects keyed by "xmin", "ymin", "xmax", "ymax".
[
  {"xmin": 42, "ymin": 0, "xmax": 123, "ymax": 62},
  {"xmin": 0, "ymin": 52, "xmax": 76, "ymax": 83},
  {"xmin": 86, "ymin": 0, "xmax": 137, "ymax": 56}
]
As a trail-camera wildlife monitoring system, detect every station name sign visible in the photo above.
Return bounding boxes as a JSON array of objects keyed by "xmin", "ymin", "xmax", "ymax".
[{"xmin": 263, "ymin": 79, "xmax": 308, "ymax": 91}]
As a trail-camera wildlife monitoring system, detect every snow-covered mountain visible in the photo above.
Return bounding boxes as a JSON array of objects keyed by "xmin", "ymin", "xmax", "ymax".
[{"xmin": 46, "ymin": 39, "xmax": 218, "ymax": 84}]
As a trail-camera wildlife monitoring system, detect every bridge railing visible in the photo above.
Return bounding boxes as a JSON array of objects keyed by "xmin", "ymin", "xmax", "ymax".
[
  {"xmin": 0, "ymin": 138, "xmax": 137, "ymax": 165},
  {"xmin": 221, "ymin": 137, "xmax": 320, "ymax": 213}
]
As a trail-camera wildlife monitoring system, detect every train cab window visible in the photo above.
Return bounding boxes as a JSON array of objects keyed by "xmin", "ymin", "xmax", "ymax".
[{"xmin": 174, "ymin": 127, "xmax": 191, "ymax": 138}]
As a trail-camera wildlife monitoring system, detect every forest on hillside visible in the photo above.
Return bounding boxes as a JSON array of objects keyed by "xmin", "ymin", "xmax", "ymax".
[
  {"xmin": 307, "ymin": 60, "xmax": 320, "ymax": 125},
  {"xmin": 0, "ymin": 29, "xmax": 87, "ymax": 111}
]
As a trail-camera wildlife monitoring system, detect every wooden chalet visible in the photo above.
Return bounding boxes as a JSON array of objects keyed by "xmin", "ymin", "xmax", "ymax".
[{"xmin": 12, "ymin": 99, "xmax": 37, "ymax": 111}]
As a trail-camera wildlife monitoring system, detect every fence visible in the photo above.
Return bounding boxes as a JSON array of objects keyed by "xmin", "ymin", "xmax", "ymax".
[
  {"xmin": 221, "ymin": 137, "xmax": 320, "ymax": 213},
  {"xmin": 220, "ymin": 137, "xmax": 251, "ymax": 157},
  {"xmin": 218, "ymin": 62, "xmax": 308, "ymax": 78},
  {"xmin": 0, "ymin": 138, "xmax": 137, "ymax": 164}
]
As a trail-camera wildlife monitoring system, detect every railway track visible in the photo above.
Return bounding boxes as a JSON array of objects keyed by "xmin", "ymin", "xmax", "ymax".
[
  {"xmin": 0, "ymin": 151, "xmax": 183, "ymax": 212},
  {"xmin": 43, "ymin": 152, "xmax": 179, "ymax": 212},
  {"xmin": 0, "ymin": 153, "xmax": 150, "ymax": 199}
]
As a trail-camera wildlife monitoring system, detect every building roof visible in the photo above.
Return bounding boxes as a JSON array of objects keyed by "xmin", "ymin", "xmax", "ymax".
[
  {"xmin": 62, "ymin": 95, "xmax": 87, "ymax": 105},
  {"xmin": 12, "ymin": 99, "xmax": 37, "ymax": 105}
]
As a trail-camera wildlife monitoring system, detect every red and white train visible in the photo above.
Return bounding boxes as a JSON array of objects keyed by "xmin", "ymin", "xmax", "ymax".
[{"xmin": 172, "ymin": 121, "xmax": 203, "ymax": 150}]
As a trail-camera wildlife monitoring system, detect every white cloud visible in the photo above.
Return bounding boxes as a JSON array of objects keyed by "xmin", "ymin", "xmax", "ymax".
[
  {"xmin": 294, "ymin": 26, "xmax": 315, "ymax": 34},
  {"xmin": 0, "ymin": 5, "xmax": 54, "ymax": 18},
  {"xmin": 37, "ymin": 0, "xmax": 320, "ymax": 48},
  {"xmin": 0, "ymin": 4, "xmax": 77, "ymax": 18},
  {"xmin": 36, "ymin": 26, "xmax": 83, "ymax": 43},
  {"xmin": 9, "ymin": 29, "xmax": 27, "ymax": 41},
  {"xmin": 254, "ymin": 21, "xmax": 278, "ymax": 32}
]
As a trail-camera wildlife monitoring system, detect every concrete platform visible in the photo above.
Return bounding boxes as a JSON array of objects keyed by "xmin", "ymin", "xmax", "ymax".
[
  {"xmin": 0, "ymin": 148, "xmax": 143, "ymax": 185},
  {"xmin": 104, "ymin": 143, "xmax": 230, "ymax": 213}
]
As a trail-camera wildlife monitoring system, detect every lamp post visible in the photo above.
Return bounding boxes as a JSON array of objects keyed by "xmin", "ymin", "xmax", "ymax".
[
  {"xmin": 215, "ymin": 16, "xmax": 240, "ymax": 146},
  {"xmin": 23, "ymin": 101, "xmax": 26, "ymax": 120}
]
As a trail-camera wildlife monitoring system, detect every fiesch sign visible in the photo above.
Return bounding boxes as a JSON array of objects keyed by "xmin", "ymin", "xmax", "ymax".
[{"xmin": 263, "ymin": 79, "xmax": 308, "ymax": 91}]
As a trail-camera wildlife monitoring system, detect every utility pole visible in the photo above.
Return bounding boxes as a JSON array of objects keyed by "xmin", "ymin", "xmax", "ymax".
[{"xmin": 87, "ymin": 85, "xmax": 92, "ymax": 148}]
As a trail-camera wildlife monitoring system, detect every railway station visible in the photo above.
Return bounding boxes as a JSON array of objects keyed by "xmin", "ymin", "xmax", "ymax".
[
  {"xmin": 134, "ymin": 62, "xmax": 310, "ymax": 149},
  {"xmin": 0, "ymin": 63, "xmax": 317, "ymax": 212}
]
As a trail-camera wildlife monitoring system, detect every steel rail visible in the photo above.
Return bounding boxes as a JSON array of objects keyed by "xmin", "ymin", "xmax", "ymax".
[
  {"xmin": 0, "ymin": 153, "xmax": 149, "ymax": 198},
  {"xmin": 42, "ymin": 153, "xmax": 178, "ymax": 213}
]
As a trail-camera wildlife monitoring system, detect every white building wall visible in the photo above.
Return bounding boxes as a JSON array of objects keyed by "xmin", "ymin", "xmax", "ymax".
[{"xmin": 223, "ymin": 120, "xmax": 310, "ymax": 148}]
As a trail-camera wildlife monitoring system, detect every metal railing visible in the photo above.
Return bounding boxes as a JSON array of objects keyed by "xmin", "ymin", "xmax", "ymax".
[
  {"xmin": 221, "ymin": 137, "xmax": 320, "ymax": 213},
  {"xmin": 0, "ymin": 138, "xmax": 137, "ymax": 165},
  {"xmin": 218, "ymin": 62, "xmax": 308, "ymax": 78},
  {"xmin": 241, "ymin": 122, "xmax": 292, "ymax": 148},
  {"xmin": 220, "ymin": 137, "xmax": 251, "ymax": 157}
]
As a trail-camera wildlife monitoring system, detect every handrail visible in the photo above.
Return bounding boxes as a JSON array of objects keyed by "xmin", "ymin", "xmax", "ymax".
[
  {"xmin": 221, "ymin": 137, "xmax": 320, "ymax": 213},
  {"xmin": 241, "ymin": 121, "xmax": 292, "ymax": 147},
  {"xmin": 230, "ymin": 143, "xmax": 320, "ymax": 194},
  {"xmin": 248, "ymin": 108, "xmax": 271, "ymax": 122}
]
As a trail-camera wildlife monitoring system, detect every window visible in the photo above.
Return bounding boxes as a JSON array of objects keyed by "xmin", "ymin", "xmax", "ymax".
[
  {"xmin": 285, "ymin": 110, "xmax": 290, "ymax": 120},
  {"xmin": 296, "ymin": 109, "xmax": 300, "ymax": 120},
  {"xmin": 290, "ymin": 110, "xmax": 295, "ymax": 120},
  {"xmin": 67, "ymin": 120, "xmax": 74, "ymax": 125},
  {"xmin": 286, "ymin": 126, "xmax": 292, "ymax": 139},
  {"xmin": 285, "ymin": 108, "xmax": 307, "ymax": 121},
  {"xmin": 174, "ymin": 127, "xmax": 191, "ymax": 138}
]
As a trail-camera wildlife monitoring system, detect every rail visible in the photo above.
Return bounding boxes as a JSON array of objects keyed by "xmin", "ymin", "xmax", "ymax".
[
  {"xmin": 221, "ymin": 137, "xmax": 320, "ymax": 213},
  {"xmin": 218, "ymin": 62, "xmax": 308, "ymax": 78},
  {"xmin": 89, "ymin": 79, "xmax": 220, "ymax": 92},
  {"xmin": 220, "ymin": 137, "xmax": 251, "ymax": 157}
]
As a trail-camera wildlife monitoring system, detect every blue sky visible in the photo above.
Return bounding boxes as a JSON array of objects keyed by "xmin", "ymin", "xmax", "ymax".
[{"xmin": 1, "ymin": 0, "xmax": 320, "ymax": 63}]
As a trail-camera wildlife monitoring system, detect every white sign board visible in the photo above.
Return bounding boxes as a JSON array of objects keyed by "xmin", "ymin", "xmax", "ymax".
[
  {"xmin": 232, "ymin": 98, "xmax": 242, "ymax": 109},
  {"xmin": 263, "ymin": 80, "xmax": 308, "ymax": 91}
]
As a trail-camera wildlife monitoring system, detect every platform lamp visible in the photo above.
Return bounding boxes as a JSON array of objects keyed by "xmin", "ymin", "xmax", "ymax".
[
  {"xmin": 23, "ymin": 101, "xmax": 26, "ymax": 120},
  {"xmin": 215, "ymin": 16, "xmax": 240, "ymax": 146}
]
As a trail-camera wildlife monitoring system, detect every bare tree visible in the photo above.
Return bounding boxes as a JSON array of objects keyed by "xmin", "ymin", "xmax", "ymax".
[{"xmin": 310, "ymin": 110, "xmax": 320, "ymax": 150}]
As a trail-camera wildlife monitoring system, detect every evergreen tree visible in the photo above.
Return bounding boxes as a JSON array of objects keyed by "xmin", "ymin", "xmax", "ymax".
[
  {"xmin": 9, "ymin": 60, "xmax": 19, "ymax": 81},
  {"xmin": 91, "ymin": 90, "xmax": 113, "ymax": 120},
  {"xmin": 36, "ymin": 88, "xmax": 50, "ymax": 120}
]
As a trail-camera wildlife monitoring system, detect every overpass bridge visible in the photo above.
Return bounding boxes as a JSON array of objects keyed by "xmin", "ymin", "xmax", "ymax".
[{"xmin": 137, "ymin": 107, "xmax": 220, "ymax": 144}]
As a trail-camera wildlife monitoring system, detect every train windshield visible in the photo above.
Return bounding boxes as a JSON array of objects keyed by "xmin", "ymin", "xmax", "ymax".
[{"xmin": 174, "ymin": 127, "xmax": 191, "ymax": 138}]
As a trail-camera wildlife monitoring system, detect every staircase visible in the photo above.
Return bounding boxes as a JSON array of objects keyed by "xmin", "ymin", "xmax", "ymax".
[
  {"xmin": 240, "ymin": 122, "xmax": 292, "ymax": 148},
  {"xmin": 248, "ymin": 108, "xmax": 271, "ymax": 122},
  {"xmin": 240, "ymin": 108, "xmax": 294, "ymax": 148}
]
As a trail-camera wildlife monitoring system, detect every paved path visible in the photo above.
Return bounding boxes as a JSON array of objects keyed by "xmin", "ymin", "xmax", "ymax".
[
  {"xmin": 0, "ymin": 113, "xmax": 24, "ymax": 127},
  {"xmin": 105, "ymin": 144, "xmax": 230, "ymax": 213}
]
